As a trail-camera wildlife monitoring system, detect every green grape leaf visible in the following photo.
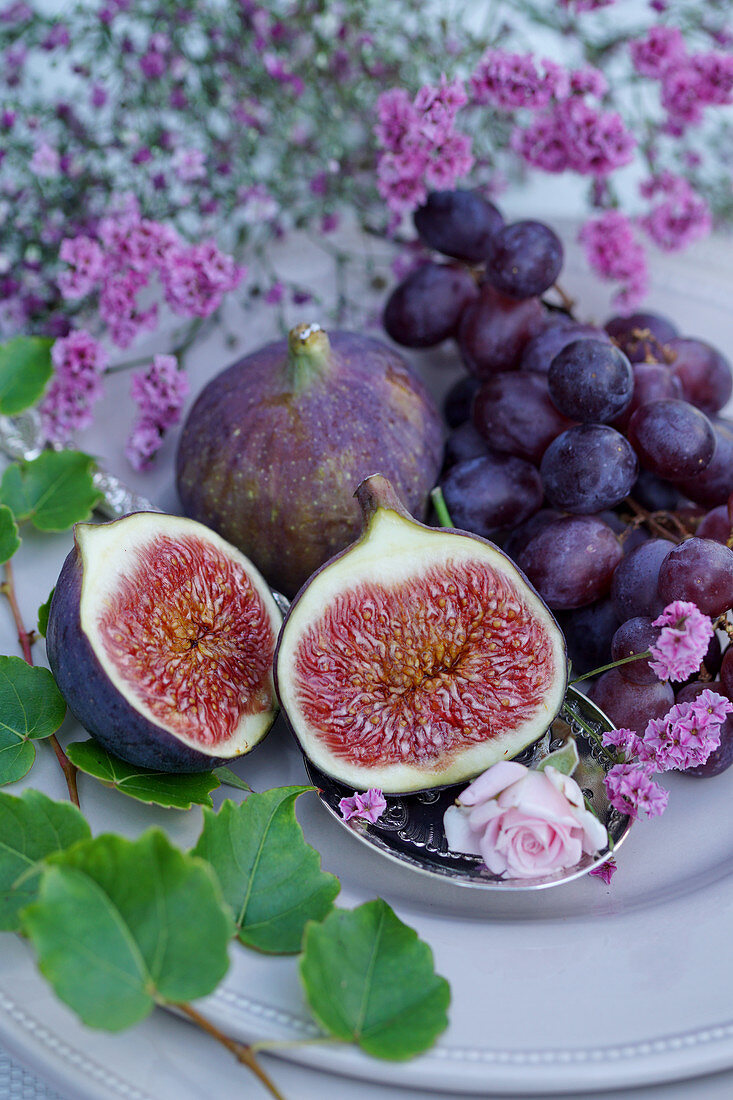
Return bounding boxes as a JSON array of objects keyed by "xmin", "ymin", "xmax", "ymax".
[
  {"xmin": 0, "ymin": 788, "xmax": 91, "ymax": 931},
  {"xmin": 0, "ymin": 505, "xmax": 20, "ymax": 563},
  {"xmin": 300, "ymin": 899, "xmax": 450, "ymax": 1060},
  {"xmin": 211, "ymin": 766, "xmax": 252, "ymax": 792},
  {"xmin": 0, "ymin": 732, "xmax": 36, "ymax": 787},
  {"xmin": 192, "ymin": 790, "xmax": 339, "ymax": 954},
  {"xmin": 0, "ymin": 656, "xmax": 66, "ymax": 741},
  {"xmin": 65, "ymin": 740, "xmax": 220, "ymax": 809},
  {"xmin": 0, "ymin": 451, "xmax": 101, "ymax": 531},
  {"xmin": 0, "ymin": 337, "xmax": 53, "ymax": 415},
  {"xmin": 37, "ymin": 587, "xmax": 55, "ymax": 638},
  {"xmin": 21, "ymin": 829, "xmax": 234, "ymax": 1031}
]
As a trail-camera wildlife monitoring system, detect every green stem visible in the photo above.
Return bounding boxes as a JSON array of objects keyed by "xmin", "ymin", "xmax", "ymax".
[
  {"xmin": 430, "ymin": 486, "xmax": 454, "ymax": 529},
  {"xmin": 249, "ymin": 1036, "xmax": 344, "ymax": 1055},
  {"xmin": 570, "ymin": 650, "xmax": 652, "ymax": 685},
  {"xmin": 565, "ymin": 707, "xmax": 619, "ymax": 764},
  {"xmin": 0, "ymin": 562, "xmax": 80, "ymax": 808}
]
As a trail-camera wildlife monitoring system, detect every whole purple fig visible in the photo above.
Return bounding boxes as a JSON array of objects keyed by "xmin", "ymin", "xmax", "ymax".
[{"xmin": 176, "ymin": 324, "xmax": 444, "ymax": 597}]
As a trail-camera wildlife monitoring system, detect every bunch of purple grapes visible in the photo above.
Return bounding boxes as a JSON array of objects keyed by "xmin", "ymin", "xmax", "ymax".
[{"xmin": 383, "ymin": 189, "xmax": 733, "ymax": 778}]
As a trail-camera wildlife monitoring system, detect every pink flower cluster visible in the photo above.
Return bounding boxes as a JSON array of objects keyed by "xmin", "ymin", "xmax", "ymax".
[
  {"xmin": 513, "ymin": 98, "xmax": 635, "ymax": 177},
  {"xmin": 375, "ymin": 76, "xmax": 473, "ymax": 214},
  {"xmin": 469, "ymin": 51, "xmax": 569, "ymax": 108},
  {"xmin": 58, "ymin": 196, "xmax": 245, "ymax": 348},
  {"xmin": 631, "ymin": 26, "xmax": 733, "ymax": 132},
  {"xmin": 602, "ymin": 689, "xmax": 733, "ymax": 819},
  {"xmin": 125, "ymin": 354, "xmax": 189, "ymax": 471},
  {"xmin": 578, "ymin": 210, "xmax": 648, "ymax": 311},
  {"xmin": 40, "ymin": 330, "xmax": 108, "ymax": 443},
  {"xmin": 647, "ymin": 600, "xmax": 714, "ymax": 681},
  {"xmin": 338, "ymin": 788, "xmax": 387, "ymax": 825},
  {"xmin": 639, "ymin": 174, "xmax": 712, "ymax": 253}
]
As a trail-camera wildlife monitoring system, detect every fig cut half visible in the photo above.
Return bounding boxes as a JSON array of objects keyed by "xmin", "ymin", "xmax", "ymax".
[
  {"xmin": 275, "ymin": 475, "xmax": 567, "ymax": 793},
  {"xmin": 46, "ymin": 512, "xmax": 283, "ymax": 773}
]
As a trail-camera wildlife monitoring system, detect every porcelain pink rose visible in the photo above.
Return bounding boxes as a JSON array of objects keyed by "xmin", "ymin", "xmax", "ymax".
[{"xmin": 443, "ymin": 760, "xmax": 608, "ymax": 879}]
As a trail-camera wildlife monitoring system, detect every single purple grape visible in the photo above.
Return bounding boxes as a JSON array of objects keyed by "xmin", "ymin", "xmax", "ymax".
[
  {"xmin": 611, "ymin": 617, "xmax": 662, "ymax": 685},
  {"xmin": 556, "ymin": 597, "xmax": 619, "ymax": 678},
  {"xmin": 667, "ymin": 337, "xmax": 733, "ymax": 416},
  {"xmin": 413, "ymin": 189, "xmax": 504, "ymax": 263},
  {"xmin": 548, "ymin": 340, "xmax": 634, "ymax": 423},
  {"xmin": 383, "ymin": 262, "xmax": 478, "ymax": 348},
  {"xmin": 610, "ymin": 538, "xmax": 674, "ymax": 620},
  {"xmin": 674, "ymin": 420, "xmax": 733, "ymax": 508},
  {"xmin": 517, "ymin": 515, "xmax": 623, "ymax": 609},
  {"xmin": 472, "ymin": 371, "xmax": 573, "ymax": 464},
  {"xmin": 628, "ymin": 399, "xmax": 716, "ymax": 479},
  {"xmin": 604, "ymin": 312, "xmax": 678, "ymax": 363},
  {"xmin": 658, "ymin": 537, "xmax": 733, "ymax": 618},
  {"xmin": 697, "ymin": 505, "xmax": 733, "ymax": 545},
  {"xmin": 540, "ymin": 424, "xmax": 638, "ymax": 513},
  {"xmin": 721, "ymin": 648, "xmax": 733, "ymax": 698},
  {"xmin": 502, "ymin": 508, "xmax": 562, "ymax": 563},
  {"xmin": 484, "ymin": 220, "xmax": 564, "ymax": 299},
  {"xmin": 590, "ymin": 668, "xmax": 674, "ymax": 736},
  {"xmin": 443, "ymin": 421, "xmax": 491, "ymax": 469},
  {"xmin": 458, "ymin": 284, "xmax": 545, "ymax": 378},
  {"xmin": 439, "ymin": 453, "xmax": 543, "ymax": 537},
  {"xmin": 443, "ymin": 375, "xmax": 482, "ymax": 428}
]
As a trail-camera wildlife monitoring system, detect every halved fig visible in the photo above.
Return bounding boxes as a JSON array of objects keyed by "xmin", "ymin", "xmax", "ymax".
[
  {"xmin": 275, "ymin": 476, "xmax": 567, "ymax": 793},
  {"xmin": 46, "ymin": 512, "xmax": 282, "ymax": 773}
]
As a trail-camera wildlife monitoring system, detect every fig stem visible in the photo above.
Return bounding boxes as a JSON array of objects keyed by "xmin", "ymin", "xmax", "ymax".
[
  {"xmin": 177, "ymin": 1002, "xmax": 288, "ymax": 1100},
  {"xmin": 430, "ymin": 486, "xmax": 454, "ymax": 529},
  {"xmin": 570, "ymin": 650, "xmax": 652, "ymax": 685},
  {"xmin": 354, "ymin": 474, "xmax": 411, "ymax": 525},
  {"xmin": 286, "ymin": 323, "xmax": 332, "ymax": 391},
  {"xmin": 1, "ymin": 561, "xmax": 80, "ymax": 808}
]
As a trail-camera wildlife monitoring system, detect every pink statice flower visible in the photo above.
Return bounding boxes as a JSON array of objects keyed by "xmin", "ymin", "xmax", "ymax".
[
  {"xmin": 338, "ymin": 788, "xmax": 387, "ymax": 825},
  {"xmin": 604, "ymin": 763, "xmax": 668, "ymax": 820},
  {"xmin": 58, "ymin": 236, "xmax": 105, "ymax": 298},
  {"xmin": 40, "ymin": 330, "xmax": 108, "ymax": 443},
  {"xmin": 569, "ymin": 65, "xmax": 608, "ymax": 98},
  {"xmin": 375, "ymin": 76, "xmax": 473, "ymax": 214},
  {"xmin": 601, "ymin": 727, "xmax": 642, "ymax": 757},
  {"xmin": 469, "ymin": 50, "xmax": 568, "ymax": 109},
  {"xmin": 630, "ymin": 25, "xmax": 686, "ymax": 78},
  {"xmin": 589, "ymin": 857, "xmax": 617, "ymax": 884},
  {"xmin": 514, "ymin": 99, "xmax": 635, "ymax": 178},
  {"xmin": 578, "ymin": 210, "xmax": 648, "ymax": 310},
  {"xmin": 641, "ymin": 178, "xmax": 712, "ymax": 253},
  {"xmin": 125, "ymin": 353, "xmax": 189, "ymax": 470},
  {"xmin": 160, "ymin": 240, "xmax": 245, "ymax": 317},
  {"xmin": 648, "ymin": 600, "xmax": 714, "ymax": 682},
  {"xmin": 639, "ymin": 691, "xmax": 733, "ymax": 771}
]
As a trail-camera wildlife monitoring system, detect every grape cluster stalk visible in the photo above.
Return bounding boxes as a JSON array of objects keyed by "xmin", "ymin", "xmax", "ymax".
[{"xmin": 383, "ymin": 189, "xmax": 733, "ymax": 776}]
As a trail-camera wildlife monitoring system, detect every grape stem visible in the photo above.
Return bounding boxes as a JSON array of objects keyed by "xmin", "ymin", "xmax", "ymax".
[
  {"xmin": 176, "ymin": 1002, "xmax": 287, "ymax": 1100},
  {"xmin": 623, "ymin": 497, "xmax": 686, "ymax": 544},
  {"xmin": 0, "ymin": 561, "xmax": 80, "ymax": 808},
  {"xmin": 551, "ymin": 281, "xmax": 576, "ymax": 316}
]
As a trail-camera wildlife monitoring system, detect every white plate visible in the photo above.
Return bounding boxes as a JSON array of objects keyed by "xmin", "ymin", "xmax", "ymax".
[{"xmin": 1, "ymin": 224, "xmax": 732, "ymax": 1097}]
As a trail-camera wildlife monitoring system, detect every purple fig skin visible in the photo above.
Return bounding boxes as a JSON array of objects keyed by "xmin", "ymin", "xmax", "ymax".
[
  {"xmin": 175, "ymin": 327, "xmax": 444, "ymax": 598},
  {"xmin": 46, "ymin": 546, "xmax": 230, "ymax": 773}
]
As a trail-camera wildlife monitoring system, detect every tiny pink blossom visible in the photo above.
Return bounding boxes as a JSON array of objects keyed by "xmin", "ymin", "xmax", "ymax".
[
  {"xmin": 40, "ymin": 330, "xmax": 108, "ymax": 443},
  {"xmin": 648, "ymin": 601, "xmax": 714, "ymax": 682},
  {"xmin": 339, "ymin": 788, "xmax": 387, "ymax": 824},
  {"xmin": 601, "ymin": 727, "xmax": 641, "ymax": 757},
  {"xmin": 589, "ymin": 857, "xmax": 617, "ymax": 884},
  {"xmin": 604, "ymin": 764, "xmax": 668, "ymax": 820},
  {"xmin": 578, "ymin": 210, "xmax": 648, "ymax": 310},
  {"xmin": 469, "ymin": 50, "xmax": 567, "ymax": 110},
  {"xmin": 173, "ymin": 148, "xmax": 207, "ymax": 183}
]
